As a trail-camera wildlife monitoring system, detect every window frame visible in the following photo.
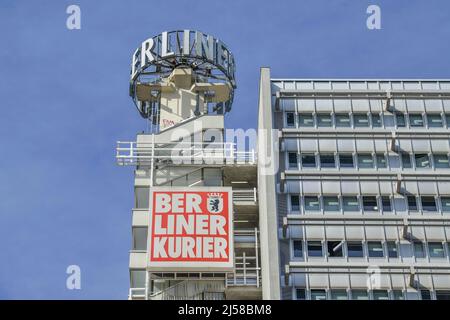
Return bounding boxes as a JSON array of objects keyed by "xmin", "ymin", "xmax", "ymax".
[
  {"xmin": 292, "ymin": 240, "xmax": 303, "ymax": 258},
  {"xmin": 335, "ymin": 113, "xmax": 351, "ymax": 127},
  {"xmin": 320, "ymin": 154, "xmax": 336, "ymax": 168},
  {"xmin": 316, "ymin": 113, "xmax": 333, "ymax": 127},
  {"xmin": 304, "ymin": 196, "xmax": 320, "ymax": 211},
  {"xmin": 298, "ymin": 113, "xmax": 314, "ymax": 127},
  {"xmin": 362, "ymin": 196, "xmax": 378, "ymax": 211},
  {"xmin": 288, "ymin": 152, "xmax": 298, "ymax": 169},
  {"xmin": 367, "ymin": 241, "xmax": 384, "ymax": 258},
  {"xmin": 342, "ymin": 196, "xmax": 360, "ymax": 211},
  {"xmin": 301, "ymin": 153, "xmax": 317, "ymax": 168},
  {"xmin": 353, "ymin": 113, "xmax": 370, "ymax": 127},
  {"xmin": 286, "ymin": 112, "xmax": 295, "ymax": 127},
  {"xmin": 307, "ymin": 241, "xmax": 324, "ymax": 257},
  {"xmin": 347, "ymin": 241, "xmax": 364, "ymax": 258},
  {"xmin": 357, "ymin": 153, "xmax": 374, "ymax": 169},
  {"xmin": 339, "ymin": 154, "xmax": 354, "ymax": 168},
  {"xmin": 427, "ymin": 113, "xmax": 443, "ymax": 128},
  {"xmin": 409, "ymin": 113, "xmax": 424, "ymax": 127}
]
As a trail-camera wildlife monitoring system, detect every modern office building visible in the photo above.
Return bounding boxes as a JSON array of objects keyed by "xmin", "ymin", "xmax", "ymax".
[
  {"xmin": 259, "ymin": 68, "xmax": 450, "ymax": 300},
  {"xmin": 116, "ymin": 31, "xmax": 450, "ymax": 300}
]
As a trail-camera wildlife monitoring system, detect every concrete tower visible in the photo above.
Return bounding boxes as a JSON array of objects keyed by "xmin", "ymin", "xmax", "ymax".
[{"xmin": 116, "ymin": 31, "xmax": 261, "ymax": 300}]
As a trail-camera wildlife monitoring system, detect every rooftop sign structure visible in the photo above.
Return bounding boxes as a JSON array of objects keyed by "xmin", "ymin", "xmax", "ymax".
[{"xmin": 129, "ymin": 30, "xmax": 236, "ymax": 118}]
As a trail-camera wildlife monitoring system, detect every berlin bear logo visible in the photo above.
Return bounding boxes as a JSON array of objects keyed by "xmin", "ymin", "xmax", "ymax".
[{"xmin": 207, "ymin": 193, "xmax": 223, "ymax": 214}]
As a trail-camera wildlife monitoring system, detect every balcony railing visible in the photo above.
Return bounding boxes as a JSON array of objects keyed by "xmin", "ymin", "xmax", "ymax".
[
  {"xmin": 116, "ymin": 141, "xmax": 256, "ymax": 166},
  {"xmin": 226, "ymin": 254, "xmax": 261, "ymax": 287},
  {"xmin": 232, "ymin": 188, "xmax": 258, "ymax": 203}
]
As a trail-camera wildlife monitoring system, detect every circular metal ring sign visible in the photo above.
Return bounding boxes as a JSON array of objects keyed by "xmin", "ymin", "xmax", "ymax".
[{"xmin": 129, "ymin": 30, "xmax": 236, "ymax": 116}]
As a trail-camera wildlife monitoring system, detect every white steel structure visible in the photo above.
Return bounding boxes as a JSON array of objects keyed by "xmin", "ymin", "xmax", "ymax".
[{"xmin": 258, "ymin": 68, "xmax": 450, "ymax": 300}]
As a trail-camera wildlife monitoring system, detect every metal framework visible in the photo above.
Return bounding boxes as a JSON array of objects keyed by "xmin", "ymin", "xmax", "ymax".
[
  {"xmin": 130, "ymin": 30, "xmax": 236, "ymax": 119},
  {"xmin": 116, "ymin": 141, "xmax": 256, "ymax": 166}
]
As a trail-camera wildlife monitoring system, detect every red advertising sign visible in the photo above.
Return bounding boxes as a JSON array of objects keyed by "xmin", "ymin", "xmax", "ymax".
[{"xmin": 148, "ymin": 187, "xmax": 234, "ymax": 271}]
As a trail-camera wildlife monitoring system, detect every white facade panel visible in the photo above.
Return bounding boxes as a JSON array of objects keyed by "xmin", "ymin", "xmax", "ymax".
[
  {"xmin": 300, "ymin": 139, "xmax": 317, "ymax": 152},
  {"xmin": 337, "ymin": 139, "xmax": 355, "ymax": 152}
]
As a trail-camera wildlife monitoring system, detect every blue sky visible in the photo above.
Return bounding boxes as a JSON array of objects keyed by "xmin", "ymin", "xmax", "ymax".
[{"xmin": 0, "ymin": 0, "xmax": 449, "ymax": 299}]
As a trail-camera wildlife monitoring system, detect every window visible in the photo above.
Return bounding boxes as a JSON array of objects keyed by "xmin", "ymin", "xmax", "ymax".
[
  {"xmin": 351, "ymin": 290, "xmax": 368, "ymax": 300},
  {"xmin": 301, "ymin": 154, "xmax": 316, "ymax": 168},
  {"xmin": 132, "ymin": 227, "xmax": 148, "ymax": 250},
  {"xmin": 363, "ymin": 196, "xmax": 378, "ymax": 211},
  {"xmin": 135, "ymin": 186, "xmax": 150, "ymax": 208},
  {"xmin": 428, "ymin": 242, "xmax": 445, "ymax": 258},
  {"xmin": 441, "ymin": 197, "xmax": 450, "ymax": 213},
  {"xmin": 415, "ymin": 154, "xmax": 430, "ymax": 168},
  {"xmin": 317, "ymin": 114, "xmax": 332, "ymax": 127},
  {"xmin": 307, "ymin": 241, "xmax": 323, "ymax": 257},
  {"xmin": 436, "ymin": 290, "xmax": 450, "ymax": 300},
  {"xmin": 392, "ymin": 290, "xmax": 404, "ymax": 300},
  {"xmin": 288, "ymin": 152, "xmax": 298, "ymax": 169},
  {"xmin": 358, "ymin": 154, "xmax": 374, "ymax": 168},
  {"xmin": 407, "ymin": 196, "xmax": 418, "ymax": 211},
  {"xmin": 335, "ymin": 114, "xmax": 351, "ymax": 127},
  {"xmin": 446, "ymin": 114, "xmax": 450, "ymax": 127},
  {"xmin": 368, "ymin": 241, "xmax": 384, "ymax": 258},
  {"xmin": 304, "ymin": 196, "xmax": 320, "ymax": 211},
  {"xmin": 353, "ymin": 114, "xmax": 369, "ymax": 127},
  {"xmin": 310, "ymin": 289, "xmax": 327, "ymax": 300},
  {"xmin": 376, "ymin": 154, "xmax": 387, "ymax": 168},
  {"xmin": 420, "ymin": 290, "xmax": 432, "ymax": 300},
  {"xmin": 327, "ymin": 241, "xmax": 344, "ymax": 257},
  {"xmin": 372, "ymin": 114, "xmax": 382, "ymax": 127},
  {"xmin": 290, "ymin": 195, "xmax": 300, "ymax": 211},
  {"xmin": 387, "ymin": 242, "xmax": 398, "ymax": 258},
  {"xmin": 421, "ymin": 196, "xmax": 437, "ymax": 212},
  {"xmin": 347, "ymin": 241, "xmax": 364, "ymax": 257},
  {"xmin": 339, "ymin": 154, "xmax": 354, "ymax": 168},
  {"xmin": 295, "ymin": 288, "xmax": 306, "ymax": 300},
  {"xmin": 381, "ymin": 196, "xmax": 392, "ymax": 212},
  {"xmin": 286, "ymin": 112, "xmax": 295, "ymax": 127},
  {"xmin": 401, "ymin": 153, "xmax": 412, "ymax": 168},
  {"xmin": 373, "ymin": 290, "xmax": 389, "ymax": 300},
  {"xmin": 433, "ymin": 154, "xmax": 450, "ymax": 168},
  {"xmin": 320, "ymin": 154, "xmax": 336, "ymax": 168},
  {"xmin": 330, "ymin": 290, "xmax": 348, "ymax": 300},
  {"xmin": 323, "ymin": 196, "xmax": 340, "ymax": 211},
  {"xmin": 414, "ymin": 242, "xmax": 425, "ymax": 258},
  {"xmin": 427, "ymin": 114, "xmax": 443, "ymax": 127},
  {"xmin": 409, "ymin": 114, "xmax": 424, "ymax": 127},
  {"xmin": 396, "ymin": 113, "xmax": 406, "ymax": 127},
  {"xmin": 293, "ymin": 240, "xmax": 303, "ymax": 258},
  {"xmin": 299, "ymin": 113, "xmax": 314, "ymax": 127},
  {"xmin": 130, "ymin": 269, "xmax": 146, "ymax": 289},
  {"xmin": 342, "ymin": 196, "xmax": 359, "ymax": 211}
]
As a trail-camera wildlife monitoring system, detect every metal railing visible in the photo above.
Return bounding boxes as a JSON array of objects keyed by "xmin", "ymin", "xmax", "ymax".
[
  {"xmin": 149, "ymin": 280, "xmax": 225, "ymax": 300},
  {"xmin": 227, "ymin": 254, "xmax": 261, "ymax": 287},
  {"xmin": 233, "ymin": 188, "xmax": 258, "ymax": 203},
  {"xmin": 116, "ymin": 141, "xmax": 256, "ymax": 166},
  {"xmin": 128, "ymin": 288, "xmax": 146, "ymax": 300},
  {"xmin": 227, "ymin": 228, "xmax": 261, "ymax": 288}
]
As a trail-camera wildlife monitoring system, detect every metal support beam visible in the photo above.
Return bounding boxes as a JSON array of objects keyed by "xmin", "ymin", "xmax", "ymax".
[
  {"xmin": 384, "ymin": 89, "xmax": 392, "ymax": 112},
  {"xmin": 409, "ymin": 267, "xmax": 416, "ymax": 287},
  {"xmin": 282, "ymin": 217, "xmax": 288, "ymax": 238},
  {"xmin": 396, "ymin": 174, "xmax": 402, "ymax": 194},
  {"xmin": 390, "ymin": 132, "xmax": 397, "ymax": 152},
  {"xmin": 402, "ymin": 218, "xmax": 409, "ymax": 239}
]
